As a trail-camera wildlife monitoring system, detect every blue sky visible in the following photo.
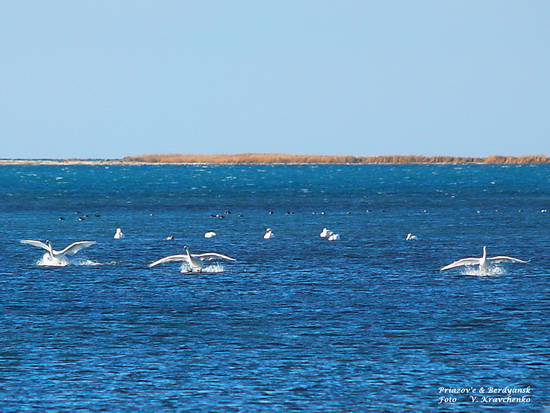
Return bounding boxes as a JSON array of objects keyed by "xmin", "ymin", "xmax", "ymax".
[{"xmin": 1, "ymin": 1, "xmax": 548, "ymax": 159}]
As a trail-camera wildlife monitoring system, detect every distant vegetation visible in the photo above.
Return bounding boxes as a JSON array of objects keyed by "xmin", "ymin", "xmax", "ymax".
[
  {"xmin": 2, "ymin": 154, "xmax": 547, "ymax": 165},
  {"xmin": 122, "ymin": 153, "xmax": 549, "ymax": 165}
]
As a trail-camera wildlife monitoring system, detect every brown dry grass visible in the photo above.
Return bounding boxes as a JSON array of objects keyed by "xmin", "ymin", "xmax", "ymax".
[{"xmin": 122, "ymin": 153, "xmax": 549, "ymax": 165}]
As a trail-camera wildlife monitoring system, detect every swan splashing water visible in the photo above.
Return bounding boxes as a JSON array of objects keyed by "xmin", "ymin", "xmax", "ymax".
[
  {"xmin": 441, "ymin": 246, "xmax": 528, "ymax": 275},
  {"xmin": 22, "ymin": 239, "xmax": 97, "ymax": 266},
  {"xmin": 149, "ymin": 245, "xmax": 236, "ymax": 273}
]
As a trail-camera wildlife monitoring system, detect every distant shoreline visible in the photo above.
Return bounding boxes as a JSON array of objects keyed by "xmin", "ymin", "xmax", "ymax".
[{"xmin": 1, "ymin": 153, "xmax": 548, "ymax": 165}]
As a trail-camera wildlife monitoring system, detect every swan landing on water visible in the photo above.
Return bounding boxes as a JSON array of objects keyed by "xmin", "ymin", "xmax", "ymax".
[
  {"xmin": 149, "ymin": 245, "xmax": 236, "ymax": 273},
  {"xmin": 21, "ymin": 239, "xmax": 97, "ymax": 266},
  {"xmin": 440, "ymin": 246, "xmax": 528, "ymax": 272}
]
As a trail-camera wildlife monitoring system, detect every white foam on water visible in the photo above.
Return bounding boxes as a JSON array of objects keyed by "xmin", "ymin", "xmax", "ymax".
[
  {"xmin": 36, "ymin": 257, "xmax": 115, "ymax": 267},
  {"xmin": 37, "ymin": 255, "xmax": 68, "ymax": 267},
  {"xmin": 179, "ymin": 263, "xmax": 226, "ymax": 273},
  {"xmin": 73, "ymin": 259, "xmax": 117, "ymax": 266},
  {"xmin": 203, "ymin": 264, "xmax": 226, "ymax": 273},
  {"xmin": 459, "ymin": 266, "xmax": 506, "ymax": 277}
]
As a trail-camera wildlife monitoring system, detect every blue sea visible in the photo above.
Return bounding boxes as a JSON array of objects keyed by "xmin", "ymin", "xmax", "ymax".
[{"xmin": 0, "ymin": 164, "xmax": 548, "ymax": 411}]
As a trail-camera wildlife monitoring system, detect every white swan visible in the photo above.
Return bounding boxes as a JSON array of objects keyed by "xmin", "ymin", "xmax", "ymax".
[
  {"xmin": 320, "ymin": 227, "xmax": 331, "ymax": 238},
  {"xmin": 21, "ymin": 239, "xmax": 97, "ymax": 266},
  {"xmin": 114, "ymin": 228, "xmax": 124, "ymax": 239},
  {"xmin": 204, "ymin": 231, "xmax": 217, "ymax": 238},
  {"xmin": 441, "ymin": 246, "xmax": 528, "ymax": 271},
  {"xmin": 149, "ymin": 245, "xmax": 235, "ymax": 272},
  {"xmin": 327, "ymin": 232, "xmax": 340, "ymax": 241},
  {"xmin": 264, "ymin": 228, "xmax": 274, "ymax": 239}
]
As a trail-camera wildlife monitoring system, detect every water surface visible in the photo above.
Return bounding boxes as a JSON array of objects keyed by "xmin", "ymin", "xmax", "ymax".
[{"xmin": 1, "ymin": 164, "xmax": 548, "ymax": 411}]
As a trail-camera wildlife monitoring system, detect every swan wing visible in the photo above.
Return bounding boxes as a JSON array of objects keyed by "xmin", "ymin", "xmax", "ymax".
[
  {"xmin": 489, "ymin": 256, "xmax": 529, "ymax": 264},
  {"xmin": 149, "ymin": 254, "xmax": 189, "ymax": 267},
  {"xmin": 20, "ymin": 239, "xmax": 50, "ymax": 251},
  {"xmin": 193, "ymin": 253, "xmax": 236, "ymax": 262},
  {"xmin": 441, "ymin": 257, "xmax": 481, "ymax": 271},
  {"xmin": 59, "ymin": 241, "xmax": 97, "ymax": 256}
]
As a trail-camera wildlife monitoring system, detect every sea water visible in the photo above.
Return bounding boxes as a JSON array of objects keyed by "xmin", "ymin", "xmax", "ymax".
[{"xmin": 0, "ymin": 164, "xmax": 548, "ymax": 411}]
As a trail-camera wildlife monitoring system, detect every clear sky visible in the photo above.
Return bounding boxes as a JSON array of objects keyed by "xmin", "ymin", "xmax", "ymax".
[{"xmin": 1, "ymin": 1, "xmax": 548, "ymax": 159}]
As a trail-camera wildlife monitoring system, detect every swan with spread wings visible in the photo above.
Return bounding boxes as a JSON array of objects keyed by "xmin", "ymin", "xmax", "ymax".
[
  {"xmin": 441, "ymin": 246, "xmax": 528, "ymax": 272},
  {"xmin": 149, "ymin": 245, "xmax": 235, "ymax": 273},
  {"xmin": 21, "ymin": 239, "xmax": 97, "ymax": 266}
]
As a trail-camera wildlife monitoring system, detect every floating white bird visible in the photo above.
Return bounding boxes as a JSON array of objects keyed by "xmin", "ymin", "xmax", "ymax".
[
  {"xmin": 264, "ymin": 228, "xmax": 274, "ymax": 239},
  {"xmin": 114, "ymin": 228, "xmax": 124, "ymax": 239},
  {"xmin": 204, "ymin": 231, "xmax": 217, "ymax": 238},
  {"xmin": 406, "ymin": 233, "xmax": 418, "ymax": 241},
  {"xmin": 327, "ymin": 232, "xmax": 340, "ymax": 241},
  {"xmin": 149, "ymin": 245, "xmax": 236, "ymax": 272},
  {"xmin": 441, "ymin": 246, "xmax": 528, "ymax": 272},
  {"xmin": 21, "ymin": 239, "xmax": 97, "ymax": 266},
  {"xmin": 320, "ymin": 228, "xmax": 331, "ymax": 238}
]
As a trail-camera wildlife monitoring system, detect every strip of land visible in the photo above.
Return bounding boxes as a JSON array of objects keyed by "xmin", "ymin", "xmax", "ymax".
[{"xmin": 1, "ymin": 154, "xmax": 548, "ymax": 165}]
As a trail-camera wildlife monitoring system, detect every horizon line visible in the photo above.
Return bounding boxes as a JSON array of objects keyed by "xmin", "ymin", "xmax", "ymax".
[{"xmin": 1, "ymin": 153, "xmax": 548, "ymax": 165}]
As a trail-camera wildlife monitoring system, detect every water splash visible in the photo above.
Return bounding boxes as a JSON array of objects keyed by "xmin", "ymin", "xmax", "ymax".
[
  {"xmin": 37, "ymin": 255, "xmax": 68, "ymax": 267},
  {"xmin": 73, "ymin": 259, "xmax": 117, "ymax": 266},
  {"xmin": 203, "ymin": 264, "xmax": 226, "ymax": 273},
  {"xmin": 459, "ymin": 266, "xmax": 506, "ymax": 277},
  {"xmin": 179, "ymin": 263, "xmax": 226, "ymax": 273},
  {"xmin": 36, "ymin": 256, "xmax": 114, "ymax": 267}
]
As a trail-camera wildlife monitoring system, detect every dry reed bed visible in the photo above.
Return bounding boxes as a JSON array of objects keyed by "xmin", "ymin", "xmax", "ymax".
[
  {"xmin": 122, "ymin": 153, "xmax": 549, "ymax": 165},
  {"xmin": 1, "ymin": 154, "xmax": 547, "ymax": 165}
]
